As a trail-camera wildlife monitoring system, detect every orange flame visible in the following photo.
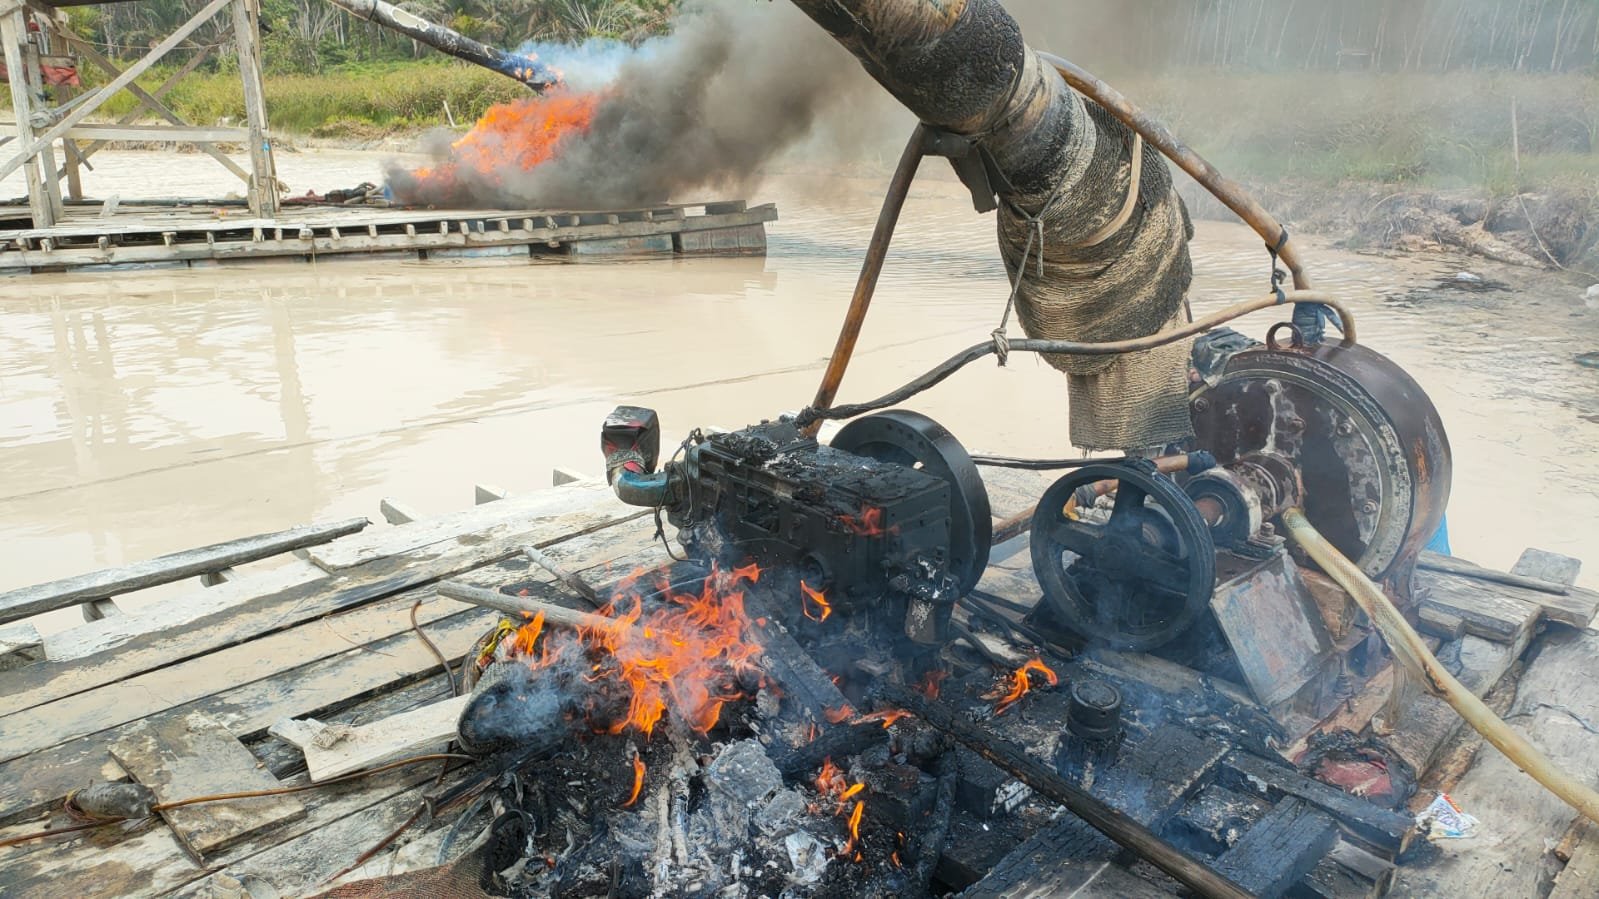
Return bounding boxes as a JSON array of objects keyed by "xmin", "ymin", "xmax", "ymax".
[
  {"xmin": 985, "ymin": 657, "xmax": 1060, "ymax": 716},
  {"xmin": 622, "ymin": 756, "xmax": 646, "ymax": 808},
  {"xmin": 844, "ymin": 800, "xmax": 865, "ymax": 854},
  {"xmin": 800, "ymin": 580, "xmax": 832, "ymax": 623},
  {"xmin": 500, "ymin": 563, "xmax": 765, "ymax": 738},
  {"xmin": 824, "ymin": 705, "xmax": 854, "ymax": 725},
  {"xmin": 838, "ymin": 504, "xmax": 899, "ymax": 538},
  {"xmin": 402, "ymin": 89, "xmax": 599, "ymax": 201}
]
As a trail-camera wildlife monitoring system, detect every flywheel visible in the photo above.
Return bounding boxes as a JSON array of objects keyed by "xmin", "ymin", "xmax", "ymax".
[{"xmin": 1030, "ymin": 461, "xmax": 1215, "ymax": 652}]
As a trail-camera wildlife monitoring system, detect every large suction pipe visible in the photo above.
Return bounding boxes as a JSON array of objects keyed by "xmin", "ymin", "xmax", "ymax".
[
  {"xmin": 1282, "ymin": 509, "xmax": 1599, "ymax": 825},
  {"xmin": 788, "ymin": 0, "xmax": 1197, "ymax": 452},
  {"xmin": 323, "ymin": 0, "xmax": 558, "ymax": 89}
]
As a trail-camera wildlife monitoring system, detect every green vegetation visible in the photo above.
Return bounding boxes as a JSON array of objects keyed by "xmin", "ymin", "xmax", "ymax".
[{"xmin": 91, "ymin": 60, "xmax": 529, "ymax": 138}]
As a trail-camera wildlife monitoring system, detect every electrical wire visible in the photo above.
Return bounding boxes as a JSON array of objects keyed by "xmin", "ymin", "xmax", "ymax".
[{"xmin": 799, "ymin": 290, "xmax": 1355, "ymax": 427}]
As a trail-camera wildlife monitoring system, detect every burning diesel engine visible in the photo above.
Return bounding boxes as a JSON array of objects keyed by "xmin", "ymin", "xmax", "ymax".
[{"xmin": 601, "ymin": 408, "xmax": 992, "ymax": 653}]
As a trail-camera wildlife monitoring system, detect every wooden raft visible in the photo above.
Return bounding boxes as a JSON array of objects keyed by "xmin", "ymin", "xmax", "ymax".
[
  {"xmin": 0, "ymin": 200, "xmax": 776, "ymax": 273},
  {"xmin": 0, "ymin": 461, "xmax": 1594, "ymax": 898}
]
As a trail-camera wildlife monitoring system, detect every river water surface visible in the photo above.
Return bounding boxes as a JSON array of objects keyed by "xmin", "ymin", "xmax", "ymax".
[{"xmin": 3, "ymin": 150, "xmax": 1597, "ymax": 632}]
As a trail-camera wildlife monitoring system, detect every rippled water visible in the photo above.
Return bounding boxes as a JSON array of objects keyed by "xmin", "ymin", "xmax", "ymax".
[{"xmin": 3, "ymin": 151, "xmax": 1596, "ymax": 632}]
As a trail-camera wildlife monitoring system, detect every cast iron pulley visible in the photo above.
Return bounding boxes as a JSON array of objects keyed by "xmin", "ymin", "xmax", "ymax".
[
  {"xmin": 1030, "ymin": 461, "xmax": 1216, "ymax": 652},
  {"xmin": 831, "ymin": 410, "xmax": 992, "ymax": 595},
  {"xmin": 1190, "ymin": 339, "xmax": 1451, "ymax": 581}
]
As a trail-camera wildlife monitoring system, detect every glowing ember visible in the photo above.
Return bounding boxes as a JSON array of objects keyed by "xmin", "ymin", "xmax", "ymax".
[
  {"xmin": 838, "ymin": 504, "xmax": 899, "ymax": 538},
  {"xmin": 815, "ymin": 757, "xmax": 846, "ymax": 797},
  {"xmin": 800, "ymin": 580, "xmax": 833, "ymax": 623},
  {"xmin": 501, "ymin": 563, "xmax": 765, "ymax": 738},
  {"xmin": 622, "ymin": 756, "xmax": 646, "ymax": 808},
  {"xmin": 824, "ymin": 705, "xmax": 853, "ymax": 725},
  {"xmin": 985, "ymin": 657, "xmax": 1060, "ymax": 716},
  {"xmin": 399, "ymin": 88, "xmax": 599, "ymax": 202},
  {"xmin": 915, "ymin": 668, "xmax": 948, "ymax": 700}
]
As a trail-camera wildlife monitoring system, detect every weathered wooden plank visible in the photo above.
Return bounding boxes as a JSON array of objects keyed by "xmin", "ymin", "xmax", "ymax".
[
  {"xmin": 0, "ymin": 593, "xmax": 474, "ymax": 763},
  {"xmin": 1552, "ymin": 820, "xmax": 1599, "ymax": 899},
  {"xmin": 270, "ymin": 694, "xmax": 471, "ymax": 783},
  {"xmin": 1219, "ymin": 751, "xmax": 1414, "ymax": 854},
  {"xmin": 1418, "ymin": 570, "xmax": 1543, "ymax": 644},
  {"xmin": 308, "ymin": 480, "xmax": 619, "ymax": 570},
  {"xmin": 1513, "ymin": 548, "xmax": 1583, "ymax": 587},
  {"xmin": 0, "ymin": 517, "xmax": 368, "ymax": 625},
  {"xmin": 0, "ymin": 620, "xmax": 40, "ymax": 669},
  {"xmin": 0, "ymin": 520, "xmax": 655, "ymax": 825},
  {"xmin": 167, "ymin": 770, "xmax": 472, "ymax": 899},
  {"xmin": 0, "ymin": 496, "xmax": 636, "ymax": 718},
  {"xmin": 0, "ymin": 605, "xmax": 492, "ymax": 828},
  {"xmin": 41, "ymin": 561, "xmax": 325, "ymax": 662},
  {"xmin": 110, "ymin": 712, "xmax": 306, "ymax": 860},
  {"xmin": 1420, "ymin": 552, "xmax": 1599, "ymax": 629},
  {"xmin": 1214, "ymin": 798, "xmax": 1339, "ymax": 898},
  {"xmin": 0, "ymin": 753, "xmax": 446, "ymax": 899},
  {"xmin": 1389, "ymin": 629, "xmax": 1599, "ymax": 897}
]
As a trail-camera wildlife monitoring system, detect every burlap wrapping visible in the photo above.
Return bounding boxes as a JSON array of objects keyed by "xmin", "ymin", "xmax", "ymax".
[{"xmin": 993, "ymin": 55, "xmax": 1197, "ymax": 451}]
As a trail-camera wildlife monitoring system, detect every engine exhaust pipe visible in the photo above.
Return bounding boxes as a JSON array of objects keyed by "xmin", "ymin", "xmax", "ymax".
[
  {"xmin": 787, "ymin": 0, "xmax": 1197, "ymax": 452},
  {"xmin": 323, "ymin": 0, "xmax": 559, "ymax": 90}
]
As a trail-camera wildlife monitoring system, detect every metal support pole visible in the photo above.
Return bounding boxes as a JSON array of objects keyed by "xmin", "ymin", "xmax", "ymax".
[{"xmin": 231, "ymin": 0, "xmax": 277, "ymax": 217}]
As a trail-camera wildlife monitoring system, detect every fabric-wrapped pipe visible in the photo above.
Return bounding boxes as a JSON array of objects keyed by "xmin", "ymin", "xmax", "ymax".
[{"xmin": 789, "ymin": 0, "xmax": 1195, "ymax": 450}]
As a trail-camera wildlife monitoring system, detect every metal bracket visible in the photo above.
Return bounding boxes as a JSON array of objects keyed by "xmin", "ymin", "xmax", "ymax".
[{"xmin": 920, "ymin": 126, "xmax": 1012, "ymax": 214}]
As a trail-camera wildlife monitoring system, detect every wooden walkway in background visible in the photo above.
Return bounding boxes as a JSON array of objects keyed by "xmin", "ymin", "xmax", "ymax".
[{"xmin": 0, "ymin": 200, "xmax": 776, "ymax": 273}]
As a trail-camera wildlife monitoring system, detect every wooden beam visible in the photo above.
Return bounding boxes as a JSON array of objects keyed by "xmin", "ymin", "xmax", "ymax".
[
  {"xmin": 0, "ymin": 0, "xmax": 233, "ymax": 184},
  {"xmin": 1, "ymin": 5, "xmax": 53, "ymax": 227},
  {"xmin": 19, "ymin": 14, "xmax": 62, "ymax": 222},
  {"xmin": 75, "ymin": 40, "xmax": 219, "ymax": 165},
  {"xmin": 0, "ymin": 517, "xmax": 369, "ymax": 625},
  {"xmin": 60, "ymin": 124, "xmax": 252, "ymax": 144},
  {"xmin": 1219, "ymin": 751, "xmax": 1415, "ymax": 854},
  {"xmin": 230, "ymin": 0, "xmax": 277, "ymax": 217},
  {"xmin": 270, "ymin": 694, "xmax": 470, "ymax": 782},
  {"xmin": 34, "ymin": 14, "xmax": 251, "ymax": 182}
]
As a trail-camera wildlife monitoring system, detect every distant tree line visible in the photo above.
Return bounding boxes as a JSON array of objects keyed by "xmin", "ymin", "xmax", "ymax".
[
  {"xmin": 1038, "ymin": 0, "xmax": 1599, "ymax": 73},
  {"xmin": 64, "ymin": 0, "xmax": 676, "ymax": 74},
  {"xmin": 62, "ymin": 0, "xmax": 1599, "ymax": 75}
]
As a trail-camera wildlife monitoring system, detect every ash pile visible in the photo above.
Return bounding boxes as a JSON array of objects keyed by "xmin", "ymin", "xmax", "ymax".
[{"xmin": 450, "ymin": 563, "xmax": 964, "ymax": 898}]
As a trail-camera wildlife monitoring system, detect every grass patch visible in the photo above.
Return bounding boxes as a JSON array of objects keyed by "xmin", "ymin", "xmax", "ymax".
[{"xmin": 79, "ymin": 60, "xmax": 528, "ymax": 137}]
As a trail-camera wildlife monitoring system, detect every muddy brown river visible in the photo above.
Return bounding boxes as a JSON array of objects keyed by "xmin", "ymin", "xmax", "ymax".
[{"xmin": 3, "ymin": 150, "xmax": 1597, "ymax": 633}]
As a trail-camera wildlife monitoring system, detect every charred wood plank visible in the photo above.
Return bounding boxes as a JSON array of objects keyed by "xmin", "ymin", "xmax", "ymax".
[
  {"xmin": 879, "ymin": 685, "xmax": 1252, "ymax": 899},
  {"xmin": 773, "ymin": 720, "xmax": 886, "ymax": 782},
  {"xmin": 1213, "ymin": 798, "xmax": 1338, "ymax": 898},
  {"xmin": 0, "ymin": 517, "xmax": 368, "ymax": 624},
  {"xmin": 1218, "ymin": 751, "xmax": 1414, "ymax": 854}
]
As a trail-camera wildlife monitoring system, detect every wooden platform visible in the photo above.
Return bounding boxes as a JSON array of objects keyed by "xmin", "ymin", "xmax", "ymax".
[
  {"xmin": 0, "ymin": 199, "xmax": 776, "ymax": 273},
  {"xmin": 0, "ymin": 462, "xmax": 1594, "ymax": 898}
]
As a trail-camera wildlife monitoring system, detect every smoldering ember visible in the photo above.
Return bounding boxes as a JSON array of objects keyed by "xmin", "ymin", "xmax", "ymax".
[{"xmin": 4, "ymin": 1, "xmax": 1599, "ymax": 899}]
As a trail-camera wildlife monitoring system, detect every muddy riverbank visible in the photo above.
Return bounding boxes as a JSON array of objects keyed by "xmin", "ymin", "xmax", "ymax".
[{"xmin": 3, "ymin": 151, "xmax": 1597, "ymax": 632}]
